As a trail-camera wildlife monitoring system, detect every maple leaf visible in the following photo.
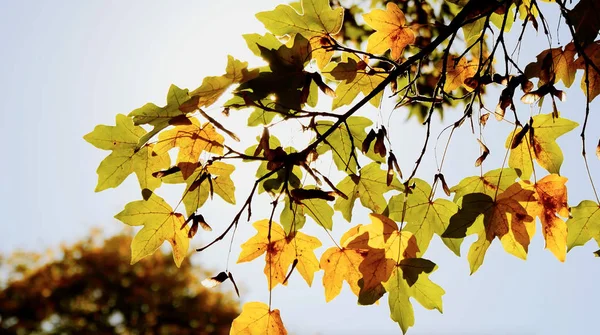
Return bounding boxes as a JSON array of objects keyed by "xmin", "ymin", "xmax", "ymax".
[
  {"xmin": 84, "ymin": 114, "xmax": 170, "ymax": 192},
  {"xmin": 574, "ymin": 42, "xmax": 600, "ymax": 101},
  {"xmin": 128, "ymin": 84, "xmax": 192, "ymax": 148},
  {"xmin": 383, "ymin": 264, "xmax": 444, "ymax": 334},
  {"xmin": 230, "ymin": 302, "xmax": 287, "ymax": 335},
  {"xmin": 255, "ymin": 0, "xmax": 344, "ymax": 68},
  {"xmin": 154, "ymin": 117, "xmax": 224, "ymax": 180},
  {"xmin": 442, "ymin": 55, "xmax": 479, "ymax": 92},
  {"xmin": 342, "ymin": 214, "xmax": 420, "ymax": 304},
  {"xmin": 320, "ymin": 226, "xmax": 367, "ymax": 302},
  {"xmin": 516, "ymin": 175, "xmax": 570, "ymax": 261},
  {"xmin": 238, "ymin": 220, "xmax": 321, "ymax": 289},
  {"xmin": 315, "ymin": 116, "xmax": 383, "ymax": 173},
  {"xmin": 567, "ymin": 0, "xmax": 600, "ymax": 46},
  {"xmin": 506, "ymin": 113, "xmax": 578, "ymax": 179},
  {"xmin": 362, "ymin": 3, "xmax": 415, "ymax": 60},
  {"xmin": 443, "ymin": 183, "xmax": 536, "ymax": 274},
  {"xmin": 334, "ymin": 162, "xmax": 402, "ymax": 222},
  {"xmin": 389, "ymin": 178, "xmax": 462, "ymax": 256},
  {"xmin": 525, "ymin": 43, "xmax": 577, "ymax": 87},
  {"xmin": 161, "ymin": 161, "xmax": 236, "ymax": 217},
  {"xmin": 280, "ymin": 186, "xmax": 334, "ymax": 234},
  {"xmin": 323, "ymin": 54, "xmax": 387, "ymax": 110},
  {"xmin": 450, "ymin": 168, "xmax": 519, "ymax": 202},
  {"xmin": 567, "ymin": 200, "xmax": 600, "ymax": 251},
  {"xmin": 114, "ymin": 192, "xmax": 189, "ymax": 267},
  {"xmin": 234, "ymin": 34, "xmax": 313, "ymax": 121},
  {"xmin": 190, "ymin": 55, "xmax": 257, "ymax": 108}
]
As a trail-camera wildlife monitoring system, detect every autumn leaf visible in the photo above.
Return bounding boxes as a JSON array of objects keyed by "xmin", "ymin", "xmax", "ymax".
[
  {"xmin": 161, "ymin": 161, "xmax": 236, "ymax": 217},
  {"xmin": 442, "ymin": 55, "xmax": 479, "ymax": 92},
  {"xmin": 280, "ymin": 185, "xmax": 334, "ymax": 234},
  {"xmin": 230, "ymin": 302, "xmax": 287, "ymax": 335},
  {"xmin": 334, "ymin": 162, "xmax": 402, "ymax": 222},
  {"xmin": 84, "ymin": 114, "xmax": 170, "ymax": 192},
  {"xmin": 114, "ymin": 192, "xmax": 189, "ymax": 267},
  {"xmin": 320, "ymin": 226, "xmax": 367, "ymax": 302},
  {"xmin": 363, "ymin": 2, "xmax": 415, "ymax": 60},
  {"xmin": 154, "ymin": 117, "xmax": 224, "ymax": 180},
  {"xmin": 567, "ymin": 0, "xmax": 600, "ymax": 47},
  {"xmin": 506, "ymin": 113, "xmax": 578, "ymax": 179},
  {"xmin": 256, "ymin": 0, "xmax": 343, "ymax": 68},
  {"xmin": 238, "ymin": 220, "xmax": 321, "ymax": 289},
  {"xmin": 128, "ymin": 84, "xmax": 192, "ymax": 148},
  {"xmin": 512, "ymin": 175, "xmax": 569, "ymax": 261},
  {"xmin": 389, "ymin": 178, "xmax": 462, "ymax": 256},
  {"xmin": 574, "ymin": 42, "xmax": 600, "ymax": 101},
  {"xmin": 315, "ymin": 116, "xmax": 383, "ymax": 173},
  {"xmin": 383, "ymin": 264, "xmax": 444, "ymax": 334},
  {"xmin": 323, "ymin": 54, "xmax": 387, "ymax": 110},
  {"xmin": 566, "ymin": 200, "xmax": 600, "ymax": 251},
  {"xmin": 443, "ymin": 183, "xmax": 536, "ymax": 274},
  {"xmin": 450, "ymin": 168, "xmax": 519, "ymax": 202},
  {"xmin": 190, "ymin": 55, "xmax": 257, "ymax": 108},
  {"xmin": 524, "ymin": 43, "xmax": 577, "ymax": 87}
]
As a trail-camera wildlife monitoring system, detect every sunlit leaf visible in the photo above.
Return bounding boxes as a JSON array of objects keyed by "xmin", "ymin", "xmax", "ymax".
[{"xmin": 230, "ymin": 302, "xmax": 287, "ymax": 335}]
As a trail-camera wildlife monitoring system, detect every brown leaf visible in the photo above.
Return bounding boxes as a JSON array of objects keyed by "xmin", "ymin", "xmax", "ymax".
[
  {"xmin": 475, "ymin": 139, "xmax": 490, "ymax": 167},
  {"xmin": 291, "ymin": 188, "xmax": 335, "ymax": 202}
]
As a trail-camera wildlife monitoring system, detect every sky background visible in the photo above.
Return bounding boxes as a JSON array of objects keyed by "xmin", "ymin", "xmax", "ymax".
[{"xmin": 1, "ymin": 1, "xmax": 599, "ymax": 334}]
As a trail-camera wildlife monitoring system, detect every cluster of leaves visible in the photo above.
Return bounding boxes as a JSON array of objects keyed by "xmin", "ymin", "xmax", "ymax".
[
  {"xmin": 0, "ymin": 232, "xmax": 238, "ymax": 334},
  {"xmin": 86, "ymin": 0, "xmax": 600, "ymax": 333}
]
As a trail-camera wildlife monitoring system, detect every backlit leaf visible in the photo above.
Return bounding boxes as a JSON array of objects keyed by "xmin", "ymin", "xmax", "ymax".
[
  {"xmin": 450, "ymin": 168, "xmax": 519, "ymax": 202},
  {"xmin": 84, "ymin": 114, "xmax": 170, "ymax": 192},
  {"xmin": 238, "ymin": 220, "xmax": 321, "ymax": 289},
  {"xmin": 154, "ymin": 117, "xmax": 225, "ymax": 180},
  {"xmin": 256, "ymin": 0, "xmax": 343, "ymax": 68},
  {"xmin": 506, "ymin": 113, "xmax": 578, "ymax": 179},
  {"xmin": 334, "ymin": 163, "xmax": 401, "ymax": 222},
  {"xmin": 114, "ymin": 193, "xmax": 189, "ymax": 267},
  {"xmin": 566, "ymin": 200, "xmax": 600, "ymax": 251},
  {"xmin": 363, "ymin": 3, "xmax": 415, "ymax": 60},
  {"xmin": 389, "ymin": 179, "xmax": 462, "ymax": 256},
  {"xmin": 230, "ymin": 302, "xmax": 287, "ymax": 335}
]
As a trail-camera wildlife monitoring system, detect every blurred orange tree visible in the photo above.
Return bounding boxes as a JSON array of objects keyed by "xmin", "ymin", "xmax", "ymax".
[{"xmin": 0, "ymin": 232, "xmax": 239, "ymax": 335}]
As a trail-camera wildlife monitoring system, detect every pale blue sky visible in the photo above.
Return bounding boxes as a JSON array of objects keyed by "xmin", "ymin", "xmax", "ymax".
[{"xmin": 1, "ymin": 1, "xmax": 599, "ymax": 334}]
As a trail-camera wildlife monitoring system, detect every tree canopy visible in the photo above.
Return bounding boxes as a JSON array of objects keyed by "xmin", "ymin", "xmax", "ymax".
[
  {"xmin": 0, "ymin": 232, "xmax": 238, "ymax": 335},
  {"xmin": 85, "ymin": 0, "xmax": 600, "ymax": 333}
]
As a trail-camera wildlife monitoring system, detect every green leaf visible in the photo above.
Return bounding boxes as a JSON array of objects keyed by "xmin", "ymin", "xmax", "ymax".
[
  {"xmin": 389, "ymin": 179, "xmax": 462, "ymax": 256},
  {"xmin": 334, "ymin": 162, "xmax": 401, "ymax": 221},
  {"xmin": 161, "ymin": 162, "xmax": 235, "ymax": 217},
  {"xmin": 115, "ymin": 192, "xmax": 189, "ymax": 267},
  {"xmin": 566, "ymin": 200, "xmax": 600, "ymax": 251},
  {"xmin": 506, "ymin": 113, "xmax": 578, "ymax": 179},
  {"xmin": 315, "ymin": 116, "xmax": 373, "ymax": 173},
  {"xmin": 450, "ymin": 168, "xmax": 519, "ymax": 202},
  {"xmin": 256, "ymin": 0, "xmax": 343, "ymax": 68},
  {"xmin": 443, "ymin": 183, "xmax": 536, "ymax": 274},
  {"xmin": 280, "ymin": 186, "xmax": 334, "ymax": 233},
  {"xmin": 383, "ymin": 263, "xmax": 444, "ymax": 334},
  {"xmin": 84, "ymin": 114, "xmax": 170, "ymax": 192},
  {"xmin": 323, "ymin": 54, "xmax": 386, "ymax": 110},
  {"xmin": 129, "ymin": 84, "xmax": 191, "ymax": 148}
]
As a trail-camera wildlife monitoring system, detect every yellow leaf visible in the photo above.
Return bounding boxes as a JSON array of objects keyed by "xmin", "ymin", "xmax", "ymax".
[
  {"xmin": 230, "ymin": 302, "xmax": 287, "ymax": 335},
  {"xmin": 442, "ymin": 56, "xmax": 478, "ymax": 92},
  {"xmin": 363, "ymin": 3, "xmax": 415, "ymax": 60},
  {"xmin": 238, "ymin": 220, "xmax": 321, "ymax": 289},
  {"xmin": 154, "ymin": 117, "xmax": 224, "ymax": 180},
  {"xmin": 114, "ymin": 193, "xmax": 189, "ymax": 267}
]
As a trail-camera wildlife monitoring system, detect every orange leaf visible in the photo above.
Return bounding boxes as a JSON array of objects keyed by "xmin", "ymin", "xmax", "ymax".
[
  {"xmin": 230, "ymin": 302, "xmax": 287, "ymax": 335},
  {"xmin": 238, "ymin": 220, "xmax": 321, "ymax": 290},
  {"xmin": 154, "ymin": 117, "xmax": 224, "ymax": 179},
  {"xmin": 574, "ymin": 42, "xmax": 600, "ymax": 101},
  {"xmin": 363, "ymin": 3, "xmax": 415, "ymax": 60},
  {"xmin": 520, "ymin": 175, "xmax": 569, "ymax": 261},
  {"xmin": 442, "ymin": 56, "xmax": 479, "ymax": 92}
]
